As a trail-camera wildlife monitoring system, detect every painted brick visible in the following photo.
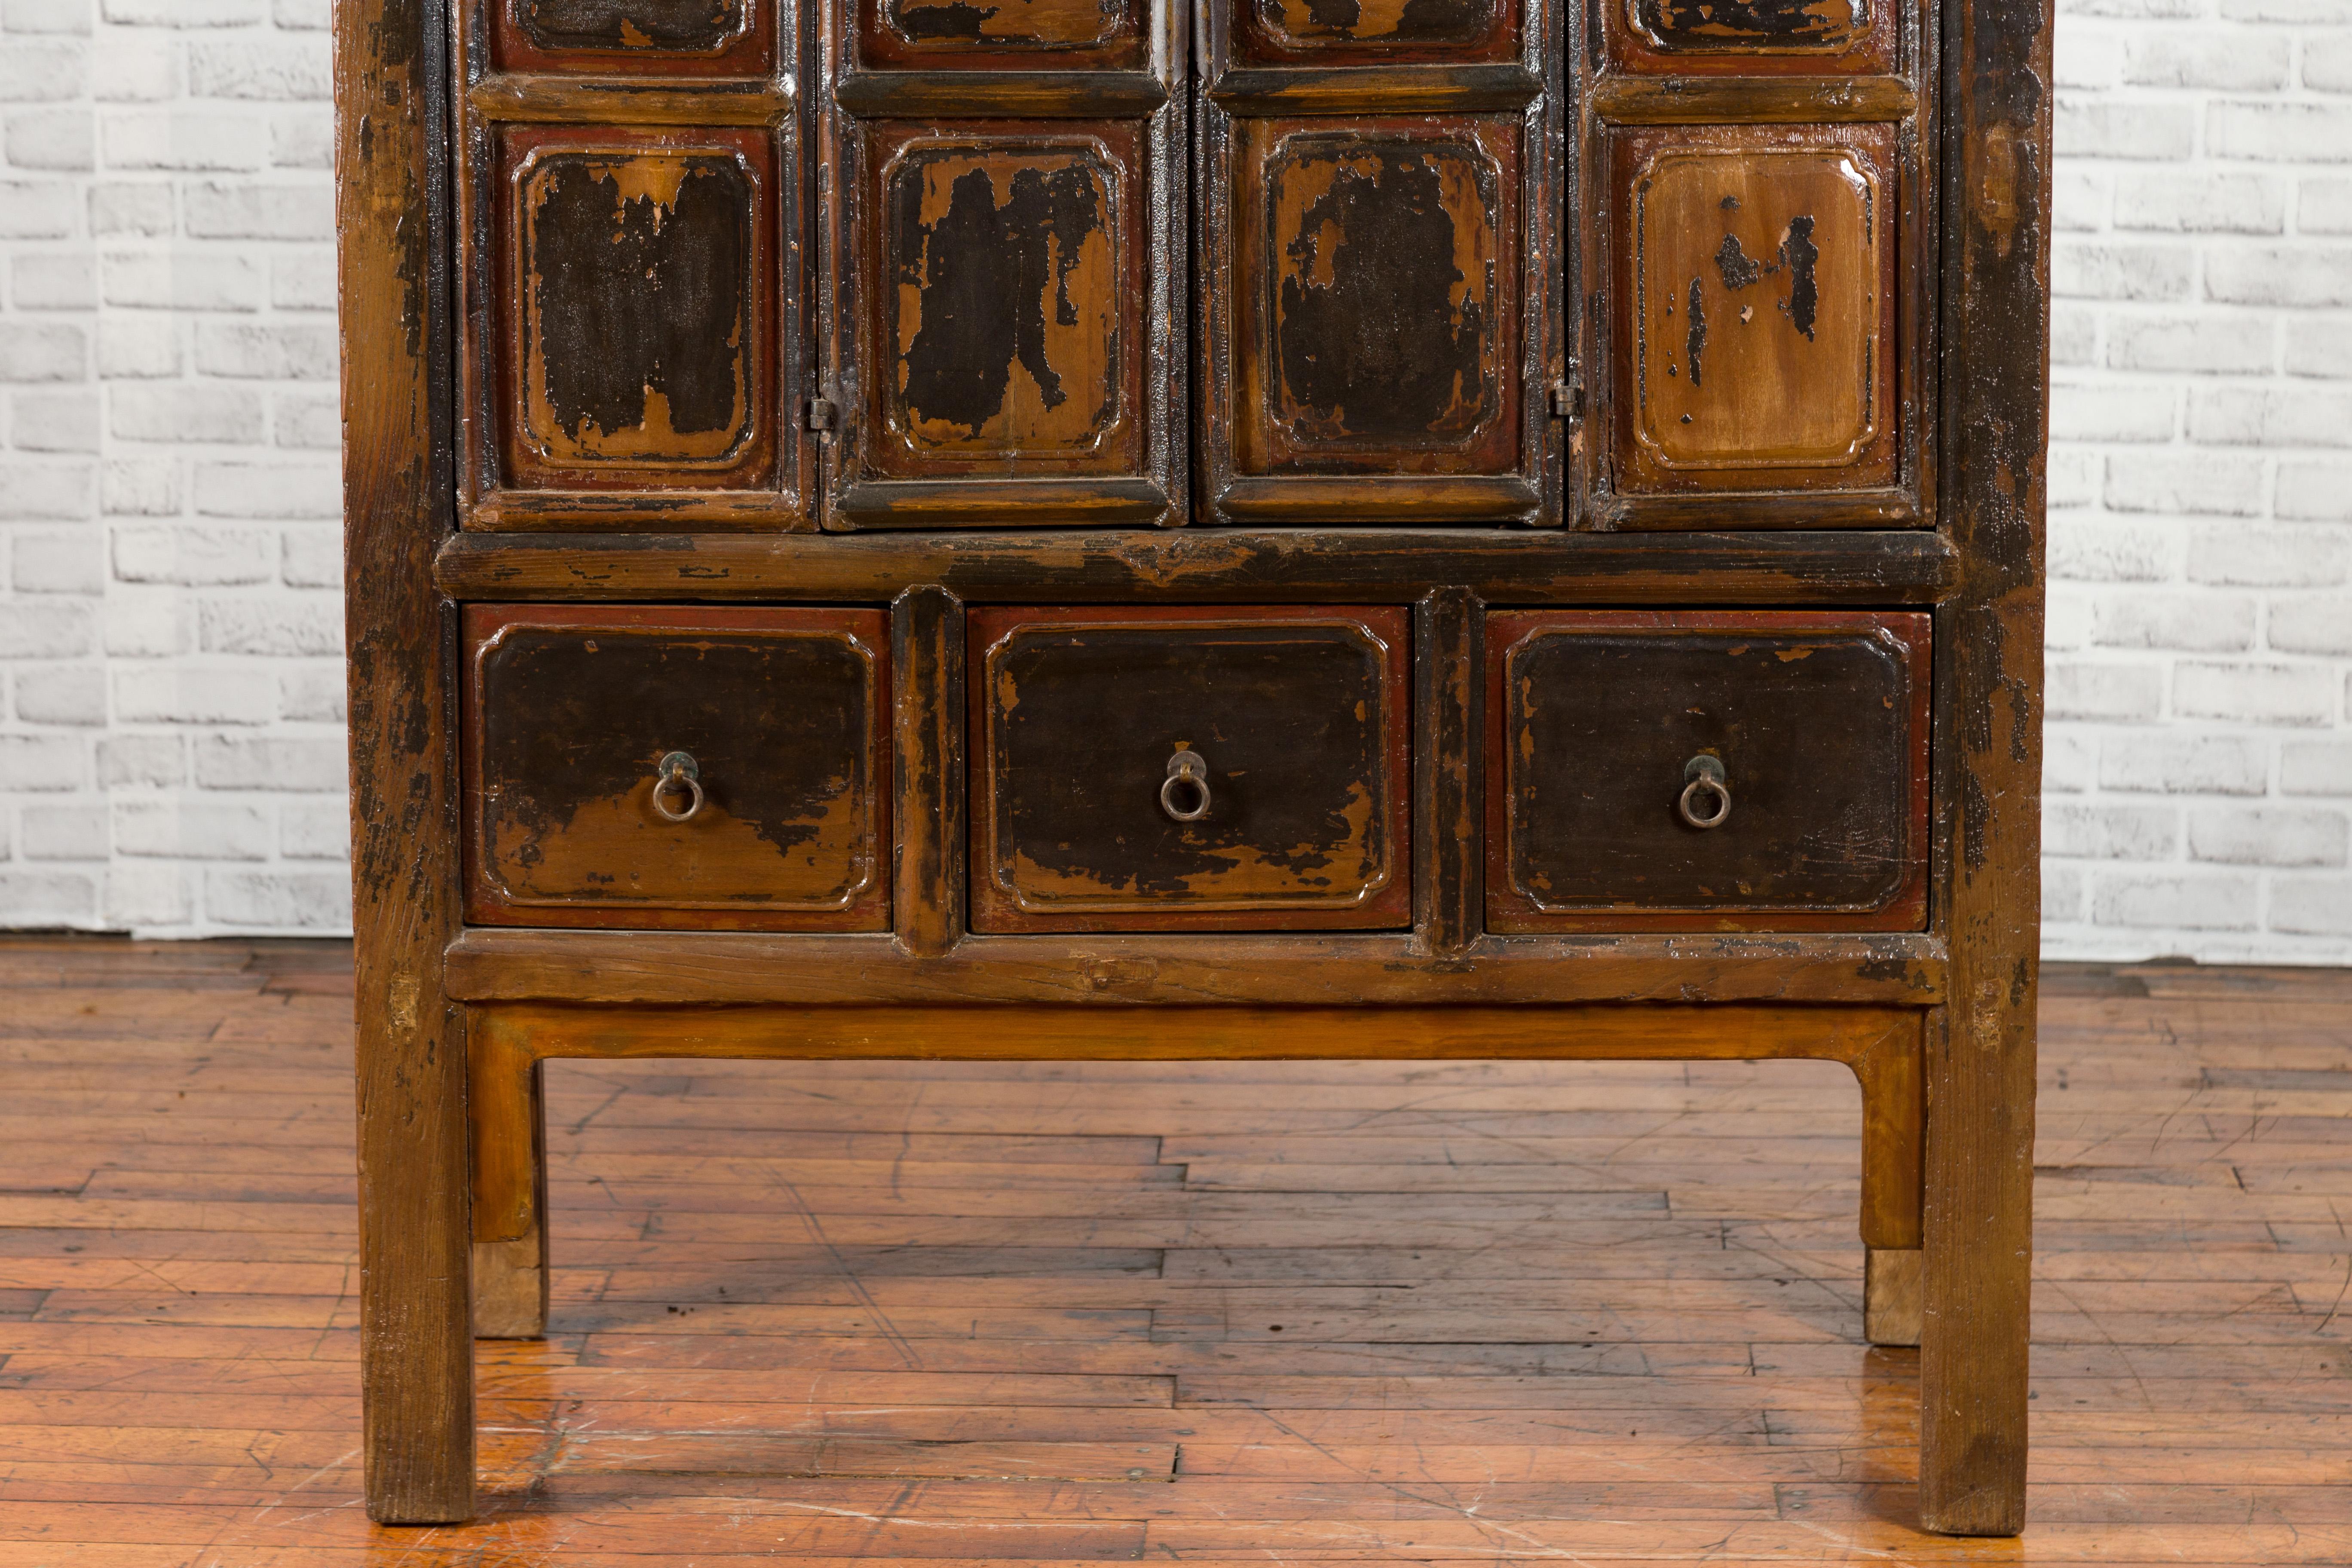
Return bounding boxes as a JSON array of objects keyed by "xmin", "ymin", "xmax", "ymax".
[
  {"xmin": 89, "ymin": 181, "xmax": 175, "ymax": 237},
  {"xmin": 2207, "ymin": 246, "xmax": 2352, "ymax": 307},
  {"xmin": 0, "ymin": 871, "xmax": 96, "ymax": 925},
  {"xmin": 0, "ymin": 733, "xmax": 83, "ymax": 790},
  {"xmin": 2125, "ymin": 31, "xmax": 2292, "ymax": 88},
  {"xmin": 2101, "ymin": 733, "xmax": 2272, "ymax": 794},
  {"xmin": 13, "ymin": 389, "xmax": 101, "ymax": 453},
  {"xmin": 2105, "ymin": 452, "xmax": 2268, "ymax": 516},
  {"xmin": 0, "ymin": 462, "xmax": 95, "ymax": 519},
  {"xmin": 13, "ymin": 252, "xmax": 98, "ymax": 309},
  {"xmin": 274, "ymin": 0, "xmax": 329, "ymax": 23},
  {"xmin": 2305, "ymin": 179, "xmax": 2352, "ymax": 232},
  {"xmin": 2189, "ymin": 386, "xmax": 2352, "ymax": 447},
  {"xmin": 2049, "ymin": 802, "xmax": 2181, "ymax": 859},
  {"xmin": 3, "ymin": 0, "xmax": 94, "ymax": 31},
  {"xmin": 101, "ymin": 0, "xmax": 266, "ymax": 25},
  {"xmin": 110, "ymin": 385, "xmax": 264, "ymax": 445},
  {"xmin": 182, "ymin": 179, "xmax": 331, "ymax": 240},
  {"xmin": 276, "ymin": 665, "xmax": 342, "ymax": 724},
  {"xmin": 2188, "ymin": 525, "xmax": 2352, "ymax": 587},
  {"xmin": 13, "ymin": 529, "xmax": 102, "ymax": 594},
  {"xmin": 191, "ymin": 461, "xmax": 337, "ymax": 518},
  {"xmin": 2091, "ymin": 871, "xmax": 2263, "ymax": 930},
  {"xmin": 95, "ymin": 315, "xmax": 180, "ymax": 379},
  {"xmin": 2049, "ymin": 660, "xmax": 2168, "ymax": 722},
  {"xmin": 2208, "ymin": 101, "xmax": 2352, "ymax": 161},
  {"xmin": 0, "ymin": 599, "xmax": 92, "ymax": 660},
  {"xmin": 2175, "ymin": 660, "xmax": 2340, "ymax": 724},
  {"xmin": 2282, "ymin": 741, "xmax": 2352, "ymax": 794},
  {"xmin": 268, "ymin": 108, "xmax": 331, "ymax": 169},
  {"xmin": 0, "ymin": 42, "xmax": 87, "ymax": 103},
  {"xmin": 2045, "ymin": 727, "xmax": 2098, "ymax": 791},
  {"xmin": 2271, "ymin": 596, "xmax": 2352, "ymax": 654},
  {"xmin": 193, "ymin": 732, "xmax": 342, "ymax": 791},
  {"xmin": 196, "ymin": 596, "xmax": 340, "ymax": 657},
  {"xmin": 100, "ymin": 110, "xmax": 267, "ymax": 172},
  {"xmin": 278, "ymin": 525, "xmax": 337, "ymax": 587},
  {"xmin": 2106, "ymin": 313, "xmax": 2274, "ymax": 373},
  {"xmin": 2285, "ymin": 319, "xmax": 2352, "ymax": 379},
  {"xmin": 2055, "ymin": 241, "xmax": 2197, "ymax": 300},
  {"xmin": 91, "ymin": 34, "xmax": 180, "ymax": 102},
  {"xmin": 0, "ymin": 322, "xmax": 89, "ymax": 382},
  {"xmin": 192, "ymin": 322, "xmax": 335, "ymax": 380},
  {"xmin": 2058, "ymin": 98, "xmax": 2199, "ymax": 160},
  {"xmin": 5, "ymin": 106, "xmax": 95, "ymax": 170},
  {"xmin": 0, "ymin": 180, "xmax": 75, "ymax": 238},
  {"xmin": 113, "ymin": 800, "xmax": 270, "ymax": 860},
  {"xmin": 2309, "ymin": 33, "xmax": 2352, "ymax": 90},
  {"xmin": 2043, "ymin": 864, "xmax": 2086, "ymax": 922},
  {"xmin": 104, "ymin": 863, "xmax": 190, "ymax": 928},
  {"xmin": 272, "ymin": 392, "xmax": 338, "ymax": 450},
  {"xmin": 2269, "ymin": 879, "xmax": 2352, "ymax": 935},
  {"xmin": 14, "ymin": 664, "xmax": 105, "ymax": 725},
  {"xmin": 2050, "ymin": 517, "xmax": 2180, "ymax": 582},
  {"xmin": 279, "ymin": 799, "xmax": 347, "ymax": 860},
  {"xmin": 95, "ymin": 734, "xmax": 184, "ymax": 790},
  {"xmin": 2055, "ymin": 168, "xmax": 2111, "ymax": 231},
  {"xmin": 99, "ymin": 459, "xmax": 182, "ymax": 517},
  {"xmin": 112, "ymin": 525, "xmax": 271, "ymax": 586},
  {"xmin": 101, "ymin": 588, "xmax": 189, "ymax": 658},
  {"xmin": 111, "ymin": 666, "xmax": 275, "ymax": 725},
  {"xmin": 2051, "ymin": 304, "xmax": 2099, "ymax": 364},
  {"xmin": 2049, "ymin": 447, "xmax": 2102, "ymax": 508},
  {"xmin": 21, "ymin": 804, "xmax": 107, "ymax": 861},
  {"xmin": 203, "ymin": 867, "xmax": 349, "ymax": 928},
  {"xmin": 2190, "ymin": 805, "xmax": 2350, "ymax": 864},
  {"xmin": 101, "ymin": 251, "xmax": 264, "ymax": 312},
  {"xmin": 270, "ymin": 251, "xmax": 334, "ymax": 311},
  {"xmin": 2092, "ymin": 591, "xmax": 2258, "ymax": 650},
  {"xmin": 187, "ymin": 38, "xmax": 328, "ymax": 100},
  {"xmin": 2277, "ymin": 461, "xmax": 2352, "ymax": 521},
  {"xmin": 2049, "ymin": 381, "xmax": 2178, "ymax": 442}
]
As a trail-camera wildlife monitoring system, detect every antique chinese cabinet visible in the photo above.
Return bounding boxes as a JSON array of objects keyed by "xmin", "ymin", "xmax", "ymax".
[{"xmin": 335, "ymin": 0, "xmax": 2050, "ymax": 1534}]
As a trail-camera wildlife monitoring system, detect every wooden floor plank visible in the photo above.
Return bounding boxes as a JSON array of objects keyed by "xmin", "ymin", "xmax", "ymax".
[{"xmin": 0, "ymin": 937, "xmax": 2346, "ymax": 1561}]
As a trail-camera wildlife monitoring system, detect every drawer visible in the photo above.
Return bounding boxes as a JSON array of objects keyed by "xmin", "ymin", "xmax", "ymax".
[
  {"xmin": 1486, "ymin": 610, "xmax": 1929, "ymax": 931},
  {"xmin": 971, "ymin": 606, "xmax": 1411, "ymax": 932},
  {"xmin": 462, "ymin": 605, "xmax": 890, "ymax": 930}
]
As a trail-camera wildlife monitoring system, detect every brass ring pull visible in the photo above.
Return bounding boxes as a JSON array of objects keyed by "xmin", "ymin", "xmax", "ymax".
[
  {"xmin": 1678, "ymin": 754, "xmax": 1730, "ymax": 830},
  {"xmin": 1160, "ymin": 748, "xmax": 1210, "ymax": 823},
  {"xmin": 651, "ymin": 750, "xmax": 704, "ymax": 823}
]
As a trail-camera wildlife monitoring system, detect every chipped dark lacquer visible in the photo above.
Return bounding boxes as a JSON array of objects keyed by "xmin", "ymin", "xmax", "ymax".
[
  {"xmin": 858, "ymin": 0, "xmax": 1152, "ymax": 68},
  {"xmin": 497, "ymin": 129, "xmax": 775, "ymax": 488},
  {"xmin": 1610, "ymin": 0, "xmax": 1892, "ymax": 73},
  {"xmin": 1236, "ymin": 119, "xmax": 1521, "ymax": 475},
  {"xmin": 970, "ymin": 606, "xmax": 1411, "ymax": 931},
  {"xmin": 1611, "ymin": 122, "xmax": 1900, "ymax": 496},
  {"xmin": 461, "ymin": 605, "xmax": 891, "ymax": 930},
  {"xmin": 496, "ymin": 0, "xmax": 778, "ymax": 76},
  {"xmin": 1235, "ymin": 0, "xmax": 1517, "ymax": 62},
  {"xmin": 1486, "ymin": 610, "xmax": 1930, "ymax": 931}
]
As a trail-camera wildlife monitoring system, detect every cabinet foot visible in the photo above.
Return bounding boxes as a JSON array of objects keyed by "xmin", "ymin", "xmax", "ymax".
[{"xmin": 1864, "ymin": 1246, "xmax": 1922, "ymax": 1346}]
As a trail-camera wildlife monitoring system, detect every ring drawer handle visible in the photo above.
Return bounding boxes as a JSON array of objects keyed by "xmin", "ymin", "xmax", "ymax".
[
  {"xmin": 651, "ymin": 750, "xmax": 704, "ymax": 823},
  {"xmin": 1678, "ymin": 755, "xmax": 1730, "ymax": 831},
  {"xmin": 1161, "ymin": 748, "xmax": 1211, "ymax": 823}
]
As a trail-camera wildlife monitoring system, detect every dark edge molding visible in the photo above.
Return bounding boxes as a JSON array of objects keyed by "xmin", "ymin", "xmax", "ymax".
[
  {"xmin": 337, "ymin": 0, "xmax": 475, "ymax": 1526},
  {"xmin": 892, "ymin": 586, "xmax": 965, "ymax": 956},
  {"xmin": 1919, "ymin": 0, "xmax": 2051, "ymax": 1534},
  {"xmin": 1412, "ymin": 588, "xmax": 1481, "ymax": 957},
  {"xmin": 433, "ymin": 527, "xmax": 1962, "ymax": 603}
]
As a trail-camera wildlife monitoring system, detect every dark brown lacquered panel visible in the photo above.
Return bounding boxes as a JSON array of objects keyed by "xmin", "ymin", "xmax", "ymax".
[
  {"xmin": 1606, "ymin": 0, "xmax": 1893, "ymax": 74},
  {"xmin": 463, "ymin": 605, "xmax": 890, "ymax": 930},
  {"xmin": 495, "ymin": 0, "xmax": 779, "ymax": 76},
  {"xmin": 1232, "ymin": 118, "xmax": 1521, "ymax": 478},
  {"xmin": 854, "ymin": 0, "xmax": 1152, "ymax": 70},
  {"xmin": 870, "ymin": 125, "xmax": 1137, "ymax": 473},
  {"xmin": 971, "ymin": 606, "xmax": 1410, "ymax": 931},
  {"xmin": 1486, "ymin": 610, "xmax": 1929, "ymax": 931},
  {"xmin": 1610, "ymin": 123, "xmax": 1898, "ymax": 496},
  {"xmin": 492, "ymin": 127, "xmax": 780, "ymax": 494},
  {"xmin": 1231, "ymin": 0, "xmax": 1519, "ymax": 64}
]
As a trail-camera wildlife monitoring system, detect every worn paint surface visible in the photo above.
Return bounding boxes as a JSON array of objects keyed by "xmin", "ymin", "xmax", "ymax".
[
  {"xmin": 888, "ymin": 144, "xmax": 1122, "ymax": 456},
  {"xmin": 1256, "ymin": 0, "xmax": 1492, "ymax": 46},
  {"xmin": 980, "ymin": 619, "xmax": 1403, "ymax": 923},
  {"xmin": 521, "ymin": 150, "xmax": 753, "ymax": 467},
  {"xmin": 886, "ymin": 0, "xmax": 1121, "ymax": 45},
  {"xmin": 1498, "ymin": 617, "xmax": 1927, "ymax": 922},
  {"xmin": 1269, "ymin": 136, "xmax": 1498, "ymax": 448},
  {"xmin": 520, "ymin": 0, "xmax": 747, "ymax": 51},
  {"xmin": 472, "ymin": 623, "xmax": 882, "ymax": 913},
  {"xmin": 1630, "ymin": 0, "xmax": 1867, "ymax": 52},
  {"xmin": 1632, "ymin": 143, "xmax": 1878, "ymax": 470}
]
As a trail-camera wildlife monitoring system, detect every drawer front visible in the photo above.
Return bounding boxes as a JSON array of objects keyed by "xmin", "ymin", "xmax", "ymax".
[
  {"xmin": 972, "ymin": 606, "xmax": 1411, "ymax": 931},
  {"xmin": 463, "ymin": 605, "xmax": 889, "ymax": 929},
  {"xmin": 1487, "ymin": 610, "xmax": 1928, "ymax": 931}
]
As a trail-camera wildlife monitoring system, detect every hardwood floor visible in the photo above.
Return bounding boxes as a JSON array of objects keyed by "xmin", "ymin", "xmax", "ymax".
[{"xmin": 1, "ymin": 937, "xmax": 2347, "ymax": 1565}]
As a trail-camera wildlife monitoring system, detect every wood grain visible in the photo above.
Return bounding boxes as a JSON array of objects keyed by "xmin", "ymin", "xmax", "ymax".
[{"xmin": 0, "ymin": 940, "xmax": 2340, "ymax": 1562}]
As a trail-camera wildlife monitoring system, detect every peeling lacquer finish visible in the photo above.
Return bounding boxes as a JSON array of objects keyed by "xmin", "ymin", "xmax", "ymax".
[
  {"xmin": 887, "ymin": 141, "xmax": 1124, "ymax": 456},
  {"xmin": 1631, "ymin": 0, "xmax": 1870, "ymax": 54},
  {"xmin": 519, "ymin": 0, "xmax": 749, "ymax": 51},
  {"xmin": 970, "ymin": 606, "xmax": 1412, "ymax": 931},
  {"xmin": 495, "ymin": 0, "xmax": 777, "ymax": 76},
  {"xmin": 1615, "ymin": 125, "xmax": 1897, "ymax": 494},
  {"xmin": 1255, "ymin": 0, "xmax": 1498, "ymax": 48},
  {"xmin": 1240, "ymin": 119, "xmax": 1522, "ymax": 478},
  {"xmin": 885, "ymin": 0, "xmax": 1123, "ymax": 46},
  {"xmin": 462, "ymin": 606, "xmax": 891, "ymax": 931}
]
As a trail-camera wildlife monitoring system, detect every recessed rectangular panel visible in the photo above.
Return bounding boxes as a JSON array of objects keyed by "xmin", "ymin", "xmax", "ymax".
[
  {"xmin": 855, "ymin": 0, "xmax": 1151, "ymax": 69},
  {"xmin": 1606, "ymin": 0, "xmax": 1892, "ymax": 74},
  {"xmin": 493, "ymin": 128, "xmax": 779, "ymax": 494},
  {"xmin": 1234, "ymin": 117, "xmax": 1521, "ymax": 478},
  {"xmin": 463, "ymin": 605, "xmax": 890, "ymax": 931},
  {"xmin": 495, "ymin": 0, "xmax": 778, "ymax": 76},
  {"xmin": 1231, "ymin": 0, "xmax": 1519, "ymax": 64},
  {"xmin": 1611, "ymin": 124, "xmax": 1897, "ymax": 495},
  {"xmin": 1485, "ymin": 610, "xmax": 1929, "ymax": 932},
  {"xmin": 971, "ymin": 606, "xmax": 1411, "ymax": 931}
]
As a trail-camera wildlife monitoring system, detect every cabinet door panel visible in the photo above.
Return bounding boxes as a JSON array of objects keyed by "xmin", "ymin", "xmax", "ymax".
[
  {"xmin": 1606, "ymin": 0, "xmax": 1891, "ymax": 74},
  {"xmin": 1236, "ymin": 0, "xmax": 1518, "ymax": 62},
  {"xmin": 497, "ymin": 0, "xmax": 778, "ymax": 74},
  {"xmin": 858, "ymin": 0, "xmax": 1153, "ymax": 69},
  {"xmin": 1610, "ymin": 124, "xmax": 1897, "ymax": 496}
]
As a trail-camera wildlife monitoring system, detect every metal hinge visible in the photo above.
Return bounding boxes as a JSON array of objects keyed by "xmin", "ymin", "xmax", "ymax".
[
  {"xmin": 805, "ymin": 397, "xmax": 837, "ymax": 432},
  {"xmin": 1550, "ymin": 365, "xmax": 1583, "ymax": 422}
]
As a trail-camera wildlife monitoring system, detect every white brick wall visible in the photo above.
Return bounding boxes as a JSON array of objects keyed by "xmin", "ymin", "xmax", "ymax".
[
  {"xmin": 0, "ymin": 0, "xmax": 2348, "ymax": 956},
  {"xmin": 2047, "ymin": 0, "xmax": 2352, "ymax": 962},
  {"xmin": 0, "ymin": 0, "xmax": 348, "ymax": 936}
]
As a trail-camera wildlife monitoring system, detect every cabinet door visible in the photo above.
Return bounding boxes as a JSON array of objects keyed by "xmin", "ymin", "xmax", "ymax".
[
  {"xmin": 820, "ymin": 0, "xmax": 1186, "ymax": 527},
  {"xmin": 453, "ymin": 0, "xmax": 812, "ymax": 529},
  {"xmin": 1197, "ymin": 0, "xmax": 1564, "ymax": 525}
]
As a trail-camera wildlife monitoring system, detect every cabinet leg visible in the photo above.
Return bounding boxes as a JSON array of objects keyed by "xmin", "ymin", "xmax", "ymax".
[
  {"xmin": 1864, "ymin": 1247, "xmax": 1923, "ymax": 1347},
  {"xmin": 472, "ymin": 1055, "xmax": 548, "ymax": 1339}
]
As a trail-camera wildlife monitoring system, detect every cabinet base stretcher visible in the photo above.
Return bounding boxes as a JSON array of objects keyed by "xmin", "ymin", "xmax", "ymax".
[{"xmin": 465, "ymin": 1002, "xmax": 1929, "ymax": 1349}]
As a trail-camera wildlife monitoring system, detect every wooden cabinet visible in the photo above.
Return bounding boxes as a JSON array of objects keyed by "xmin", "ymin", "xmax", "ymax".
[{"xmin": 342, "ymin": 0, "xmax": 2049, "ymax": 1537}]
